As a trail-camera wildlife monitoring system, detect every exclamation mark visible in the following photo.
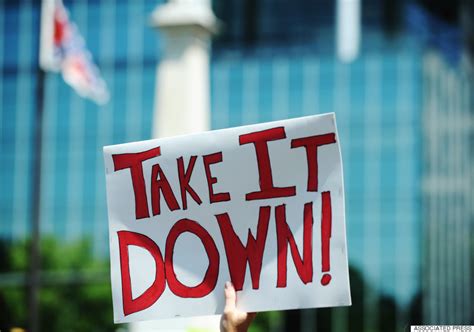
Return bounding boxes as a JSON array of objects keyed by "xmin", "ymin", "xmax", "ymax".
[{"xmin": 320, "ymin": 191, "xmax": 332, "ymax": 286}]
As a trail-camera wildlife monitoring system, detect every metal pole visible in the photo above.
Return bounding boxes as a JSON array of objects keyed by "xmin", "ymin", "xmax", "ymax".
[{"xmin": 27, "ymin": 62, "xmax": 46, "ymax": 332}]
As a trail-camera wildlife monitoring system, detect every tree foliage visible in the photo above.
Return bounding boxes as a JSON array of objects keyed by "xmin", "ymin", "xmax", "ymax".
[{"xmin": 0, "ymin": 237, "xmax": 115, "ymax": 332}]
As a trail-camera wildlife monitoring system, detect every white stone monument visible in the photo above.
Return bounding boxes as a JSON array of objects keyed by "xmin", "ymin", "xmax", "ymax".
[
  {"xmin": 130, "ymin": 1, "xmax": 219, "ymax": 331},
  {"xmin": 151, "ymin": 0, "xmax": 219, "ymax": 138}
]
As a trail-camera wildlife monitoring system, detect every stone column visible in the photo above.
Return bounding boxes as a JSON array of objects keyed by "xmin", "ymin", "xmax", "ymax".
[
  {"xmin": 129, "ymin": 1, "xmax": 219, "ymax": 331},
  {"xmin": 151, "ymin": 0, "xmax": 218, "ymax": 138},
  {"xmin": 336, "ymin": 0, "xmax": 361, "ymax": 63}
]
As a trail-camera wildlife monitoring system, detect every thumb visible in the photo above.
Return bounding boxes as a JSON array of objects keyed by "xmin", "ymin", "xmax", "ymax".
[{"xmin": 223, "ymin": 281, "xmax": 236, "ymax": 312}]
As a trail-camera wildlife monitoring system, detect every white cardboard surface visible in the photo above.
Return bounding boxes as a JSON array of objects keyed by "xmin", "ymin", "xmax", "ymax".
[{"xmin": 104, "ymin": 113, "xmax": 351, "ymax": 323}]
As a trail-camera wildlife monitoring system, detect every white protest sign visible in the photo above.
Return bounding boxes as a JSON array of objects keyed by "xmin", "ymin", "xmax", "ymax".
[{"xmin": 103, "ymin": 113, "xmax": 351, "ymax": 323}]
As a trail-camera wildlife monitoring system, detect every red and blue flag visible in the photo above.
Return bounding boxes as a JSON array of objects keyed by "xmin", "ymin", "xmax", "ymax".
[{"xmin": 40, "ymin": 0, "xmax": 109, "ymax": 105}]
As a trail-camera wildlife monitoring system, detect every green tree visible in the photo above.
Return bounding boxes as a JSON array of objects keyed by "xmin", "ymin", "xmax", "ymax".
[{"xmin": 0, "ymin": 237, "xmax": 115, "ymax": 332}]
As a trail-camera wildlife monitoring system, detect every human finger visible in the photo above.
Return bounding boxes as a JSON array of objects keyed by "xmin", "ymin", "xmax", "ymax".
[{"xmin": 223, "ymin": 281, "xmax": 236, "ymax": 312}]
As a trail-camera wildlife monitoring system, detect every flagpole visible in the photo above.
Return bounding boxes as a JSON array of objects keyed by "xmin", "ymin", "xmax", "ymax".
[
  {"xmin": 28, "ymin": 28, "xmax": 47, "ymax": 332},
  {"xmin": 27, "ymin": 0, "xmax": 108, "ymax": 325},
  {"xmin": 28, "ymin": 0, "xmax": 55, "ymax": 329}
]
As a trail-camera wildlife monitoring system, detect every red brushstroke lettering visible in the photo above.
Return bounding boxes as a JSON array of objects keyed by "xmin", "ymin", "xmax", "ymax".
[
  {"xmin": 291, "ymin": 133, "xmax": 336, "ymax": 192},
  {"xmin": 165, "ymin": 219, "xmax": 219, "ymax": 298},
  {"xmin": 276, "ymin": 202, "xmax": 314, "ymax": 287},
  {"xmin": 177, "ymin": 156, "xmax": 203, "ymax": 209},
  {"xmin": 239, "ymin": 127, "xmax": 296, "ymax": 200},
  {"xmin": 118, "ymin": 231, "xmax": 165, "ymax": 316},
  {"xmin": 112, "ymin": 146, "xmax": 161, "ymax": 219},
  {"xmin": 215, "ymin": 206, "xmax": 271, "ymax": 291},
  {"xmin": 321, "ymin": 191, "xmax": 332, "ymax": 285},
  {"xmin": 151, "ymin": 164, "xmax": 180, "ymax": 215},
  {"xmin": 203, "ymin": 152, "xmax": 231, "ymax": 204}
]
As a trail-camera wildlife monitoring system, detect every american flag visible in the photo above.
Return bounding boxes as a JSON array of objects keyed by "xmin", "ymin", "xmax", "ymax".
[{"xmin": 40, "ymin": 0, "xmax": 109, "ymax": 105}]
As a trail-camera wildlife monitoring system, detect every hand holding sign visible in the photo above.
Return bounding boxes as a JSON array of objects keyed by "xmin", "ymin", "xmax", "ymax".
[
  {"xmin": 104, "ymin": 113, "xmax": 351, "ymax": 323},
  {"xmin": 221, "ymin": 282, "xmax": 256, "ymax": 332}
]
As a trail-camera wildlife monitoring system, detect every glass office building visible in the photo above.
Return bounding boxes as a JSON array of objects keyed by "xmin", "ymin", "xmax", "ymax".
[{"xmin": 0, "ymin": 0, "xmax": 472, "ymax": 330}]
